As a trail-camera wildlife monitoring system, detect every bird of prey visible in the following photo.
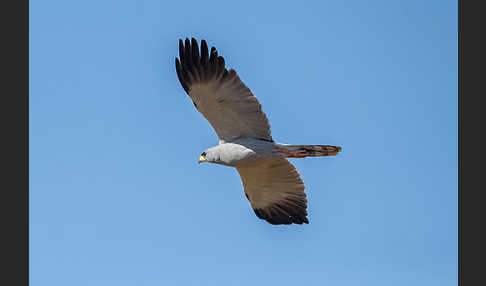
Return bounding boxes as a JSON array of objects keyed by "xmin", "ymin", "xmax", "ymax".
[{"xmin": 175, "ymin": 38, "xmax": 341, "ymax": 225}]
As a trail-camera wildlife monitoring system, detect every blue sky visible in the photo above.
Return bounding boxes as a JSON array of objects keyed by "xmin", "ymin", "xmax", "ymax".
[{"xmin": 30, "ymin": 0, "xmax": 457, "ymax": 285}]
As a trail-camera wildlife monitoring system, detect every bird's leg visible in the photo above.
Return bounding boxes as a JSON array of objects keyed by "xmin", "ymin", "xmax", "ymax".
[{"xmin": 275, "ymin": 146, "xmax": 309, "ymax": 158}]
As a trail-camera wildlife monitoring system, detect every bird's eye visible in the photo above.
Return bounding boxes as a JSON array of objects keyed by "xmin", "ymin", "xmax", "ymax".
[{"xmin": 201, "ymin": 152, "xmax": 206, "ymax": 156}]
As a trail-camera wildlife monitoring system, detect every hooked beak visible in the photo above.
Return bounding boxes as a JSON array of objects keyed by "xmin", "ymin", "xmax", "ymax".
[{"xmin": 198, "ymin": 155, "xmax": 206, "ymax": 163}]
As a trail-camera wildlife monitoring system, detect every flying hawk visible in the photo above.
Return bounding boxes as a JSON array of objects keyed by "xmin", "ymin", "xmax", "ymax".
[{"xmin": 175, "ymin": 38, "xmax": 341, "ymax": 225}]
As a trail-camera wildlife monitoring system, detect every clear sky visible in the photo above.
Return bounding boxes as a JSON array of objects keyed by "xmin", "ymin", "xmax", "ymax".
[{"xmin": 30, "ymin": 0, "xmax": 457, "ymax": 285}]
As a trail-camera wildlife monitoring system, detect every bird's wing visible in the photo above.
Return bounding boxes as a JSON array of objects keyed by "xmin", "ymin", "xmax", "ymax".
[
  {"xmin": 175, "ymin": 38, "xmax": 273, "ymax": 143},
  {"xmin": 236, "ymin": 159, "xmax": 309, "ymax": 225}
]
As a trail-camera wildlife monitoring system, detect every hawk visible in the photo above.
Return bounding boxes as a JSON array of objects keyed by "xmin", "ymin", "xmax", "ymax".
[{"xmin": 175, "ymin": 38, "xmax": 341, "ymax": 225}]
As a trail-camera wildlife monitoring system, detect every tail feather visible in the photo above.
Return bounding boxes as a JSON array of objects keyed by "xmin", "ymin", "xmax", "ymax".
[{"xmin": 278, "ymin": 144, "xmax": 342, "ymax": 157}]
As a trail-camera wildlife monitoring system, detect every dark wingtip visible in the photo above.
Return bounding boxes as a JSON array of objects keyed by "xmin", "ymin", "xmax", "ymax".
[
  {"xmin": 253, "ymin": 206, "xmax": 309, "ymax": 225},
  {"xmin": 200, "ymin": 39, "xmax": 209, "ymax": 66},
  {"xmin": 191, "ymin": 38, "xmax": 200, "ymax": 63},
  {"xmin": 175, "ymin": 38, "xmax": 228, "ymax": 94},
  {"xmin": 210, "ymin": 46, "xmax": 218, "ymax": 58},
  {"xmin": 253, "ymin": 209, "xmax": 264, "ymax": 219},
  {"xmin": 175, "ymin": 57, "xmax": 189, "ymax": 93},
  {"xmin": 184, "ymin": 38, "xmax": 192, "ymax": 63}
]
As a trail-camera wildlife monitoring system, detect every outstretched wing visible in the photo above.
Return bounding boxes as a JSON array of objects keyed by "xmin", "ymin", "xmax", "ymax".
[
  {"xmin": 236, "ymin": 159, "xmax": 309, "ymax": 225},
  {"xmin": 175, "ymin": 38, "xmax": 273, "ymax": 143}
]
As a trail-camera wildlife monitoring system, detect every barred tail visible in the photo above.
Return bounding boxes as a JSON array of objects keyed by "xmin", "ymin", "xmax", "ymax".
[{"xmin": 277, "ymin": 144, "xmax": 342, "ymax": 157}]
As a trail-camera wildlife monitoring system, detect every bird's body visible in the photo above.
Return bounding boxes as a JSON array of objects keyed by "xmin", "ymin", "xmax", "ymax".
[
  {"xmin": 175, "ymin": 38, "xmax": 341, "ymax": 225},
  {"xmin": 203, "ymin": 138, "xmax": 279, "ymax": 167},
  {"xmin": 205, "ymin": 138, "xmax": 341, "ymax": 167}
]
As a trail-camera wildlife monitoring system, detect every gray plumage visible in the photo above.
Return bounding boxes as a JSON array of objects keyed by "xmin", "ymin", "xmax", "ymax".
[{"xmin": 175, "ymin": 38, "xmax": 341, "ymax": 225}]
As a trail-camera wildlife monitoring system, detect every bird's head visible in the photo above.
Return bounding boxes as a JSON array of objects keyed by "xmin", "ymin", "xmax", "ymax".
[{"xmin": 198, "ymin": 148, "xmax": 220, "ymax": 164}]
